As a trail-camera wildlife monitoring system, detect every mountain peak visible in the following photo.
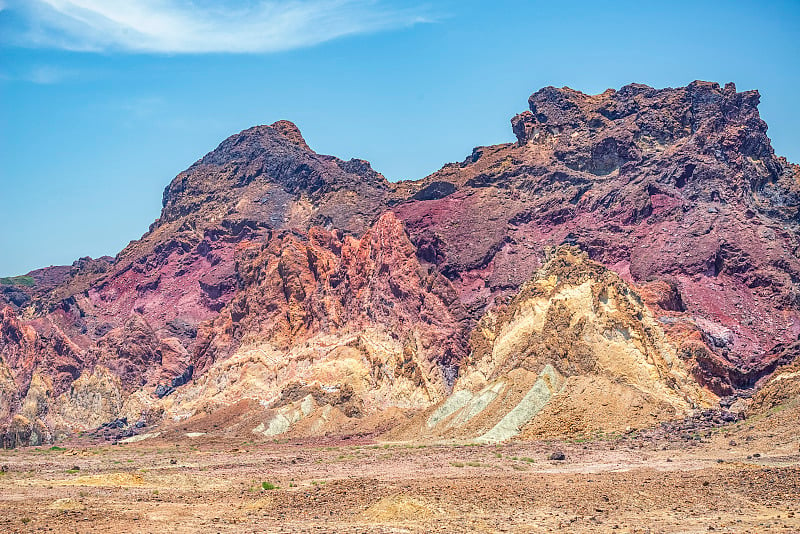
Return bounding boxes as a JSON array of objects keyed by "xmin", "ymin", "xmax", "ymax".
[
  {"xmin": 512, "ymin": 80, "xmax": 768, "ymax": 156},
  {"xmin": 269, "ymin": 120, "xmax": 309, "ymax": 151}
]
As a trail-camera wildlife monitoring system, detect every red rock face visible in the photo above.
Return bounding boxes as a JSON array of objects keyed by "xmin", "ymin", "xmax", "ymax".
[
  {"xmin": 84, "ymin": 226, "xmax": 241, "ymax": 339},
  {"xmin": 194, "ymin": 212, "xmax": 468, "ymax": 389},
  {"xmin": 1, "ymin": 82, "xmax": 798, "ymax": 442},
  {"xmin": 394, "ymin": 81, "xmax": 800, "ymax": 393},
  {"xmin": 0, "ymin": 307, "xmax": 83, "ymax": 401}
]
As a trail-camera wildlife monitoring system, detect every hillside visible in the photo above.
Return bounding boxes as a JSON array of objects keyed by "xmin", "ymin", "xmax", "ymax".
[{"xmin": 2, "ymin": 81, "xmax": 799, "ymax": 447}]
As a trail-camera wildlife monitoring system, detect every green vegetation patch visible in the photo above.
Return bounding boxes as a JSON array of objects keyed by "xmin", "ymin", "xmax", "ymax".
[{"xmin": 0, "ymin": 275, "xmax": 35, "ymax": 287}]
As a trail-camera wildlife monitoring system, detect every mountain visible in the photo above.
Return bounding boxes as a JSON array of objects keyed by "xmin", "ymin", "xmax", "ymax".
[{"xmin": 1, "ymin": 81, "xmax": 798, "ymax": 447}]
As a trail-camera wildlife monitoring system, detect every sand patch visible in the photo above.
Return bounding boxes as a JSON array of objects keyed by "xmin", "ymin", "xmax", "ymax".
[
  {"xmin": 48, "ymin": 498, "xmax": 86, "ymax": 511},
  {"xmin": 120, "ymin": 431, "xmax": 160, "ymax": 443},
  {"xmin": 51, "ymin": 471, "xmax": 228, "ymax": 491},
  {"xmin": 242, "ymin": 496, "xmax": 274, "ymax": 511},
  {"xmin": 55, "ymin": 472, "xmax": 146, "ymax": 487},
  {"xmin": 361, "ymin": 494, "xmax": 437, "ymax": 522}
]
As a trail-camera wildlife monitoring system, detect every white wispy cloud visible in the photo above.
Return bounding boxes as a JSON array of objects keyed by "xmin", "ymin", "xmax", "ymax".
[
  {"xmin": 26, "ymin": 64, "xmax": 75, "ymax": 83},
  {"xmin": 3, "ymin": 0, "xmax": 430, "ymax": 53},
  {"xmin": 0, "ymin": 64, "xmax": 78, "ymax": 84}
]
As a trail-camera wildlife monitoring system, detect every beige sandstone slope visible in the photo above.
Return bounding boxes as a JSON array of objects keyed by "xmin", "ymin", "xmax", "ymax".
[{"xmin": 415, "ymin": 246, "xmax": 716, "ymax": 442}]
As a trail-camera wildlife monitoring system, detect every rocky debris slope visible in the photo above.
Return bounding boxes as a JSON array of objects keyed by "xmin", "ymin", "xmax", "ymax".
[{"xmin": 1, "ymin": 81, "xmax": 799, "ymax": 445}]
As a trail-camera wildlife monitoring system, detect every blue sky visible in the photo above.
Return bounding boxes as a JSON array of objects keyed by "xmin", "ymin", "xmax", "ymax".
[{"xmin": 1, "ymin": 0, "xmax": 798, "ymax": 276}]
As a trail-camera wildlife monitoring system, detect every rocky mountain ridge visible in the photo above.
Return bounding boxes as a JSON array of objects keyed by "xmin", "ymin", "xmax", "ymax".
[{"xmin": 2, "ymin": 80, "xmax": 798, "ymax": 447}]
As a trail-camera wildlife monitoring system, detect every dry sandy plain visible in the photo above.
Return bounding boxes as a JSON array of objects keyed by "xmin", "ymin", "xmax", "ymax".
[{"xmin": 1, "ymin": 407, "xmax": 799, "ymax": 534}]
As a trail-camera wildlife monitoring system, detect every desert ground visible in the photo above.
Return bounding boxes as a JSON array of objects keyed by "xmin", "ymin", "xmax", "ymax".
[{"xmin": 1, "ymin": 406, "xmax": 799, "ymax": 534}]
